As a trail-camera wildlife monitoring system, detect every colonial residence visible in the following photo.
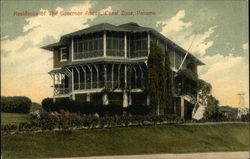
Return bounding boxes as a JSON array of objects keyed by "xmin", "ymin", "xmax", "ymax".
[{"xmin": 42, "ymin": 22, "xmax": 204, "ymax": 119}]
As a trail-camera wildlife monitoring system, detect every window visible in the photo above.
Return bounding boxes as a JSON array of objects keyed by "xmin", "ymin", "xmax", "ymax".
[
  {"xmin": 60, "ymin": 47, "xmax": 68, "ymax": 61},
  {"xmin": 106, "ymin": 32, "xmax": 124, "ymax": 57}
]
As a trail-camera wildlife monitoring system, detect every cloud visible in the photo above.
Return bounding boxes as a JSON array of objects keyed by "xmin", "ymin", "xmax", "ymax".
[
  {"xmin": 2, "ymin": 2, "xmax": 94, "ymax": 53},
  {"xmin": 157, "ymin": 10, "xmax": 248, "ymax": 108},
  {"xmin": 156, "ymin": 10, "xmax": 216, "ymax": 57},
  {"xmin": 156, "ymin": 10, "xmax": 192, "ymax": 35},
  {"xmin": 242, "ymin": 42, "xmax": 248, "ymax": 51},
  {"xmin": 1, "ymin": 1, "xmax": 112, "ymax": 103},
  {"xmin": 1, "ymin": 35, "xmax": 9, "ymax": 40},
  {"xmin": 199, "ymin": 53, "xmax": 249, "ymax": 107}
]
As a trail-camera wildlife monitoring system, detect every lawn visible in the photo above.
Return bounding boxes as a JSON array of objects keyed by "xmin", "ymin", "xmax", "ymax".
[
  {"xmin": 1, "ymin": 123, "xmax": 249, "ymax": 159},
  {"xmin": 1, "ymin": 113, "xmax": 30, "ymax": 125},
  {"xmin": 1, "ymin": 103, "xmax": 43, "ymax": 125}
]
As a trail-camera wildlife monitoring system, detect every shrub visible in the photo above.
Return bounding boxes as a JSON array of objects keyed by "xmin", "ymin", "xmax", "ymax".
[
  {"xmin": 41, "ymin": 98, "xmax": 54, "ymax": 112},
  {"xmin": 80, "ymin": 102, "xmax": 101, "ymax": 115},
  {"xmin": 41, "ymin": 98, "xmax": 102, "ymax": 115},
  {"xmin": 98, "ymin": 104, "xmax": 123, "ymax": 117},
  {"xmin": 1, "ymin": 96, "xmax": 32, "ymax": 113},
  {"xmin": 19, "ymin": 122, "xmax": 35, "ymax": 131},
  {"xmin": 1, "ymin": 124, "xmax": 18, "ymax": 132},
  {"xmin": 241, "ymin": 113, "xmax": 250, "ymax": 122},
  {"xmin": 126, "ymin": 105, "xmax": 152, "ymax": 115}
]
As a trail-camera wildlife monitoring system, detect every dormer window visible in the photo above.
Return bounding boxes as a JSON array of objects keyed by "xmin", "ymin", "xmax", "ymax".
[{"xmin": 60, "ymin": 47, "xmax": 68, "ymax": 61}]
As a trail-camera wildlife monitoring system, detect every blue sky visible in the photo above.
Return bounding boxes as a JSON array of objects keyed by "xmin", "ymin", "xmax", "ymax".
[{"xmin": 1, "ymin": 0, "xmax": 249, "ymax": 107}]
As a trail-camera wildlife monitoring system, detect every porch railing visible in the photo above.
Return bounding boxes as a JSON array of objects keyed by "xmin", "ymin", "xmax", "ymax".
[
  {"xmin": 55, "ymin": 88, "xmax": 70, "ymax": 95},
  {"xmin": 74, "ymin": 50, "xmax": 103, "ymax": 60},
  {"xmin": 72, "ymin": 80, "xmax": 144, "ymax": 90},
  {"xmin": 128, "ymin": 50, "xmax": 148, "ymax": 58}
]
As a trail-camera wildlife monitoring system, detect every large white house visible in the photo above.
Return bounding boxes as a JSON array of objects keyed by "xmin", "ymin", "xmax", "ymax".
[{"xmin": 42, "ymin": 22, "xmax": 204, "ymax": 119}]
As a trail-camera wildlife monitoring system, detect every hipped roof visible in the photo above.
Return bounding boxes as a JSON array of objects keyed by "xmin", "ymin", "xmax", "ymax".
[{"xmin": 42, "ymin": 22, "xmax": 204, "ymax": 65}]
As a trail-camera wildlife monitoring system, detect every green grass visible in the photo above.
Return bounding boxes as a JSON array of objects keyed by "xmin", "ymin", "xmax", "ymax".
[
  {"xmin": 1, "ymin": 123, "xmax": 249, "ymax": 159},
  {"xmin": 1, "ymin": 103, "xmax": 42, "ymax": 125},
  {"xmin": 1, "ymin": 113, "xmax": 30, "ymax": 125}
]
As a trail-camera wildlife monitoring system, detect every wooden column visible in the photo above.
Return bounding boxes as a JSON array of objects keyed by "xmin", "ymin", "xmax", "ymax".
[
  {"xmin": 103, "ymin": 64, "xmax": 109, "ymax": 105},
  {"xmin": 71, "ymin": 37, "xmax": 74, "ymax": 61},
  {"xmin": 124, "ymin": 33, "xmax": 127, "ymax": 58},
  {"xmin": 71, "ymin": 67, "xmax": 75, "ymax": 101},
  {"xmin": 75, "ymin": 67, "xmax": 80, "ymax": 90},
  {"xmin": 123, "ymin": 91, "xmax": 128, "ymax": 107},
  {"xmin": 86, "ymin": 93, "xmax": 91, "ymax": 102},
  {"xmin": 147, "ymin": 32, "xmax": 150, "ymax": 56},
  {"xmin": 103, "ymin": 31, "xmax": 106, "ymax": 57},
  {"xmin": 181, "ymin": 97, "xmax": 185, "ymax": 119}
]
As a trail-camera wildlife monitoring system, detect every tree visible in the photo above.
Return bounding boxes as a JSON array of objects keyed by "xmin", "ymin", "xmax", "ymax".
[
  {"xmin": 203, "ymin": 95, "xmax": 222, "ymax": 121},
  {"xmin": 197, "ymin": 79, "xmax": 212, "ymax": 105},
  {"xmin": 147, "ymin": 44, "xmax": 173, "ymax": 115},
  {"xmin": 1, "ymin": 96, "xmax": 32, "ymax": 113},
  {"xmin": 163, "ymin": 50, "xmax": 173, "ymax": 114}
]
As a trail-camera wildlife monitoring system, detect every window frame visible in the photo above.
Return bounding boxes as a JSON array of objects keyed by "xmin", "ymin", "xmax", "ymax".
[{"xmin": 60, "ymin": 47, "xmax": 68, "ymax": 62}]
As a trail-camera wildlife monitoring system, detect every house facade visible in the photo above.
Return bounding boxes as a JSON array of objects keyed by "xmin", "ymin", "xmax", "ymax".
[{"xmin": 42, "ymin": 22, "xmax": 204, "ymax": 119}]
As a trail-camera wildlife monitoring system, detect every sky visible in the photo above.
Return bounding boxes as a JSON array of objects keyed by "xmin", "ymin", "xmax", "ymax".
[{"xmin": 1, "ymin": 0, "xmax": 249, "ymax": 108}]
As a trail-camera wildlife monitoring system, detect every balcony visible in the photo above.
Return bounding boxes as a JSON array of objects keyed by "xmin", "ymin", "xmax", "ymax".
[
  {"xmin": 71, "ymin": 80, "xmax": 144, "ymax": 91},
  {"xmin": 55, "ymin": 88, "xmax": 70, "ymax": 95},
  {"xmin": 128, "ymin": 50, "xmax": 148, "ymax": 58},
  {"xmin": 74, "ymin": 50, "xmax": 103, "ymax": 60}
]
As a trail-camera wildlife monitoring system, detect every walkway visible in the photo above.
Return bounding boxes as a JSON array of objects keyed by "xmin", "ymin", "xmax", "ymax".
[{"xmin": 50, "ymin": 151, "xmax": 249, "ymax": 159}]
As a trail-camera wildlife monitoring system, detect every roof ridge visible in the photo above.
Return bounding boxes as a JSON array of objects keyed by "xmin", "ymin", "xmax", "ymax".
[{"xmin": 118, "ymin": 22, "xmax": 140, "ymax": 27}]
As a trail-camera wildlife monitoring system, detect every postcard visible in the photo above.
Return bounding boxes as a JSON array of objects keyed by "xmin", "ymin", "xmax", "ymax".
[{"xmin": 1, "ymin": 0, "xmax": 249, "ymax": 159}]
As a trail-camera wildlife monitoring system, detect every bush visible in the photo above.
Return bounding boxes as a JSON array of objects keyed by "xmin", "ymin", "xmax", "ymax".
[
  {"xmin": 80, "ymin": 102, "xmax": 101, "ymax": 115},
  {"xmin": 98, "ymin": 104, "xmax": 123, "ymax": 117},
  {"xmin": 41, "ymin": 97, "xmax": 125, "ymax": 117},
  {"xmin": 1, "ymin": 96, "xmax": 32, "ymax": 113},
  {"xmin": 126, "ymin": 105, "xmax": 152, "ymax": 115},
  {"xmin": 1, "ymin": 124, "xmax": 18, "ymax": 132},
  {"xmin": 41, "ymin": 98, "xmax": 102, "ymax": 115},
  {"xmin": 19, "ymin": 122, "xmax": 35, "ymax": 131},
  {"xmin": 241, "ymin": 113, "xmax": 249, "ymax": 122},
  {"xmin": 41, "ymin": 98, "xmax": 54, "ymax": 112}
]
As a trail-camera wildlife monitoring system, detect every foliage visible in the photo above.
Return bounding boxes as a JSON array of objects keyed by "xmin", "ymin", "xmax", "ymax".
[
  {"xmin": 98, "ymin": 104, "xmax": 123, "ymax": 117},
  {"xmin": 30, "ymin": 102, "xmax": 44, "ymax": 112},
  {"xmin": 1, "ymin": 96, "xmax": 32, "ymax": 113},
  {"xmin": 163, "ymin": 50, "xmax": 174, "ymax": 114},
  {"xmin": 147, "ymin": 44, "xmax": 173, "ymax": 115},
  {"xmin": 241, "ymin": 113, "xmax": 249, "ymax": 122},
  {"xmin": 2, "ymin": 110, "xmax": 183, "ymax": 133},
  {"xmin": 3, "ymin": 124, "xmax": 248, "ymax": 159},
  {"xmin": 1, "ymin": 124, "xmax": 18, "ymax": 132},
  {"xmin": 197, "ymin": 79, "xmax": 212, "ymax": 105},
  {"xmin": 41, "ymin": 98, "xmax": 124, "ymax": 117},
  {"xmin": 126, "ymin": 105, "xmax": 152, "ymax": 115},
  {"xmin": 41, "ymin": 98, "xmax": 54, "ymax": 112},
  {"xmin": 19, "ymin": 122, "xmax": 37, "ymax": 131},
  {"xmin": 203, "ymin": 95, "xmax": 223, "ymax": 121},
  {"xmin": 218, "ymin": 106, "xmax": 238, "ymax": 120},
  {"xmin": 177, "ymin": 69, "xmax": 198, "ymax": 82}
]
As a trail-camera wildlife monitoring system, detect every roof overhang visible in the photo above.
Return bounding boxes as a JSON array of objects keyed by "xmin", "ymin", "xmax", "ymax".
[
  {"xmin": 41, "ymin": 43, "xmax": 60, "ymax": 51},
  {"xmin": 63, "ymin": 57, "xmax": 148, "ymax": 68},
  {"xmin": 41, "ymin": 22, "xmax": 204, "ymax": 65}
]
